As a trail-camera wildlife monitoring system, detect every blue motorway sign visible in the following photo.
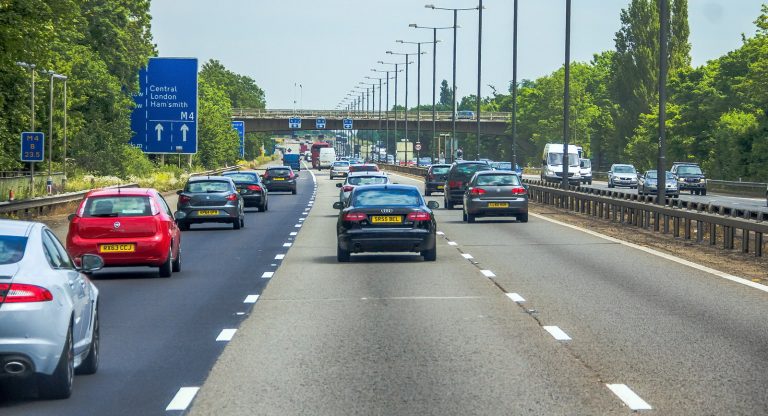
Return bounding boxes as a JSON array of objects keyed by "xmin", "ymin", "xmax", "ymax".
[
  {"xmin": 231, "ymin": 121, "xmax": 245, "ymax": 158},
  {"xmin": 316, "ymin": 117, "xmax": 326, "ymax": 129},
  {"xmin": 20, "ymin": 132, "xmax": 44, "ymax": 162},
  {"xmin": 131, "ymin": 58, "xmax": 198, "ymax": 154},
  {"xmin": 289, "ymin": 117, "xmax": 301, "ymax": 129},
  {"xmin": 343, "ymin": 118, "xmax": 353, "ymax": 130}
]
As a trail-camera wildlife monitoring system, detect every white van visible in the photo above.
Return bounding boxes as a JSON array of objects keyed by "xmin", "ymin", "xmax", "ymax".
[
  {"xmin": 579, "ymin": 158, "xmax": 592, "ymax": 185},
  {"xmin": 541, "ymin": 143, "xmax": 582, "ymax": 185},
  {"xmin": 318, "ymin": 147, "xmax": 336, "ymax": 170}
]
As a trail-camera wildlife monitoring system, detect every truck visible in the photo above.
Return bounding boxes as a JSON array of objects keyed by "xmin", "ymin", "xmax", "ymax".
[
  {"xmin": 541, "ymin": 143, "xmax": 582, "ymax": 185},
  {"xmin": 283, "ymin": 153, "xmax": 301, "ymax": 171},
  {"xmin": 310, "ymin": 142, "xmax": 332, "ymax": 169}
]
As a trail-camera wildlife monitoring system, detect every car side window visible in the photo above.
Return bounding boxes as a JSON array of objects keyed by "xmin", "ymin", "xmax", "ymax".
[
  {"xmin": 158, "ymin": 195, "xmax": 174, "ymax": 217},
  {"xmin": 41, "ymin": 230, "xmax": 69, "ymax": 269},
  {"xmin": 46, "ymin": 230, "xmax": 74, "ymax": 269}
]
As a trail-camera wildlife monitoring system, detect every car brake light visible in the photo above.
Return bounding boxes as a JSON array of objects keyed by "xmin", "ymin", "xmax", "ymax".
[
  {"xmin": 342, "ymin": 185, "xmax": 355, "ymax": 192},
  {"xmin": 511, "ymin": 186, "xmax": 527, "ymax": 195},
  {"xmin": 449, "ymin": 180, "xmax": 463, "ymax": 188},
  {"xmin": 247, "ymin": 185, "xmax": 262, "ymax": 192},
  {"xmin": 288, "ymin": 173, "xmax": 295, "ymax": 179},
  {"xmin": 178, "ymin": 195, "xmax": 191, "ymax": 204},
  {"xmin": 0, "ymin": 283, "xmax": 53, "ymax": 303},
  {"xmin": 406, "ymin": 211, "xmax": 431, "ymax": 221},
  {"xmin": 342, "ymin": 212, "xmax": 367, "ymax": 222},
  {"xmin": 226, "ymin": 193, "xmax": 238, "ymax": 201},
  {"xmin": 470, "ymin": 187, "xmax": 486, "ymax": 195}
]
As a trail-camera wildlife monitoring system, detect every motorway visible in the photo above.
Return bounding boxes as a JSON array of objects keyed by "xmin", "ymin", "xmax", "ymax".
[{"xmin": 3, "ymin": 166, "xmax": 768, "ymax": 415}]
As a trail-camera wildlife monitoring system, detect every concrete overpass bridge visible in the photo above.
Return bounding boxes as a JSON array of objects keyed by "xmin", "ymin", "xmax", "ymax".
[{"xmin": 231, "ymin": 109, "xmax": 511, "ymax": 136}]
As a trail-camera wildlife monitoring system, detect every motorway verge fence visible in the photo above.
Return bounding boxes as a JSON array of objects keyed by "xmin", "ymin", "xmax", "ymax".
[
  {"xmin": 377, "ymin": 163, "xmax": 768, "ymax": 257},
  {"xmin": 0, "ymin": 166, "xmax": 240, "ymax": 219}
]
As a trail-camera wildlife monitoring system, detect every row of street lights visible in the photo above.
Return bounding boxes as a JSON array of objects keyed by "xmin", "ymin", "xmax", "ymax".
[{"xmin": 16, "ymin": 61, "xmax": 68, "ymax": 196}]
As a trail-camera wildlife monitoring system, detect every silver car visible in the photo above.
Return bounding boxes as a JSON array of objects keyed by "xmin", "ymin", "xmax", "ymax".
[
  {"xmin": 0, "ymin": 220, "xmax": 103, "ymax": 399},
  {"xmin": 608, "ymin": 164, "xmax": 638, "ymax": 189},
  {"xmin": 335, "ymin": 172, "xmax": 389, "ymax": 207},
  {"xmin": 462, "ymin": 171, "xmax": 529, "ymax": 223},
  {"xmin": 329, "ymin": 161, "xmax": 350, "ymax": 179},
  {"xmin": 175, "ymin": 176, "xmax": 245, "ymax": 230}
]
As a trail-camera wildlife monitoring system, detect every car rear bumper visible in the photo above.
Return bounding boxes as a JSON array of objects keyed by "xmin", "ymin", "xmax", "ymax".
[
  {"xmin": 465, "ymin": 198, "xmax": 529, "ymax": 216},
  {"xmin": 68, "ymin": 234, "xmax": 170, "ymax": 267},
  {"xmin": 446, "ymin": 188, "xmax": 466, "ymax": 203},
  {"xmin": 177, "ymin": 206, "xmax": 240, "ymax": 224},
  {"xmin": 425, "ymin": 181, "xmax": 446, "ymax": 192},
  {"xmin": 241, "ymin": 194, "xmax": 264, "ymax": 207},
  {"xmin": 0, "ymin": 303, "xmax": 69, "ymax": 376},
  {"xmin": 338, "ymin": 228, "xmax": 435, "ymax": 253},
  {"xmin": 330, "ymin": 171, "xmax": 348, "ymax": 177},
  {"xmin": 265, "ymin": 181, "xmax": 297, "ymax": 191}
]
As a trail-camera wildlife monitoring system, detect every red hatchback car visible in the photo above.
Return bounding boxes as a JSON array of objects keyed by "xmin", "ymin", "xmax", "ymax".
[{"xmin": 66, "ymin": 188, "xmax": 181, "ymax": 277}]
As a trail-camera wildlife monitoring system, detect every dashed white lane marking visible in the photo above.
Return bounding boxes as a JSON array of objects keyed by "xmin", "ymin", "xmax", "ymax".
[
  {"xmin": 275, "ymin": 254, "xmax": 285, "ymax": 260},
  {"xmin": 290, "ymin": 232, "xmax": 298, "ymax": 236},
  {"xmin": 480, "ymin": 270, "xmax": 496, "ymax": 277},
  {"xmin": 436, "ymin": 231, "xmax": 445, "ymax": 235},
  {"xmin": 506, "ymin": 293, "xmax": 526, "ymax": 302},
  {"xmin": 216, "ymin": 329, "xmax": 237, "ymax": 342},
  {"xmin": 461, "ymin": 253, "xmax": 474, "ymax": 259},
  {"xmin": 166, "ymin": 387, "xmax": 200, "ymax": 411},
  {"xmin": 299, "ymin": 218, "xmax": 306, "ymax": 221},
  {"xmin": 283, "ymin": 242, "xmax": 292, "ymax": 247},
  {"xmin": 294, "ymin": 224, "xmax": 302, "ymax": 228},
  {"xmin": 606, "ymin": 384, "xmax": 652, "ymax": 410},
  {"xmin": 543, "ymin": 326, "xmax": 572, "ymax": 341},
  {"xmin": 531, "ymin": 212, "xmax": 768, "ymax": 294},
  {"xmin": 261, "ymin": 271, "xmax": 274, "ymax": 279},
  {"xmin": 447, "ymin": 241, "xmax": 458, "ymax": 246},
  {"xmin": 236, "ymin": 312, "xmax": 245, "ymax": 316},
  {"xmin": 244, "ymin": 295, "xmax": 260, "ymax": 303}
]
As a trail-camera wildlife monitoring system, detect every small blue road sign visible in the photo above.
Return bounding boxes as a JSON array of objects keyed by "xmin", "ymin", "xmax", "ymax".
[
  {"xmin": 20, "ymin": 132, "xmax": 44, "ymax": 162},
  {"xmin": 289, "ymin": 117, "xmax": 302, "ymax": 129},
  {"xmin": 231, "ymin": 121, "xmax": 245, "ymax": 158},
  {"xmin": 343, "ymin": 118, "xmax": 353, "ymax": 130},
  {"xmin": 316, "ymin": 117, "xmax": 326, "ymax": 129},
  {"xmin": 130, "ymin": 58, "xmax": 198, "ymax": 154}
]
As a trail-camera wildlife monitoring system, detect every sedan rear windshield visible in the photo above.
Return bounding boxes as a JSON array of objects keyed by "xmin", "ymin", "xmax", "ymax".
[
  {"xmin": 83, "ymin": 196, "xmax": 152, "ymax": 217},
  {"xmin": 431, "ymin": 166, "xmax": 450, "ymax": 175},
  {"xmin": 348, "ymin": 176, "xmax": 388, "ymax": 186},
  {"xmin": 185, "ymin": 181, "xmax": 232, "ymax": 193},
  {"xmin": 352, "ymin": 189, "xmax": 422, "ymax": 206},
  {"xmin": 455, "ymin": 163, "xmax": 490, "ymax": 176},
  {"xmin": 223, "ymin": 173, "xmax": 259, "ymax": 183},
  {"xmin": 268, "ymin": 168, "xmax": 292, "ymax": 176},
  {"xmin": 0, "ymin": 236, "xmax": 27, "ymax": 265},
  {"xmin": 476, "ymin": 174, "xmax": 521, "ymax": 186}
]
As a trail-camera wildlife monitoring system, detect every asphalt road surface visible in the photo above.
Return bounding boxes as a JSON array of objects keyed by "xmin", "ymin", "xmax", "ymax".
[{"xmin": 0, "ymin": 168, "xmax": 316, "ymax": 415}]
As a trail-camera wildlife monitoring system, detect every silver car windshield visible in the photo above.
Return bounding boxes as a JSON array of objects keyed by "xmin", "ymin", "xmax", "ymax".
[
  {"xmin": 613, "ymin": 165, "xmax": 636, "ymax": 174},
  {"xmin": 0, "ymin": 235, "xmax": 27, "ymax": 265}
]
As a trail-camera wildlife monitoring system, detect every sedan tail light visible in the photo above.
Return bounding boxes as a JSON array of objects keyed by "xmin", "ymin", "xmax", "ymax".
[
  {"xmin": 511, "ymin": 186, "xmax": 527, "ymax": 195},
  {"xmin": 247, "ymin": 185, "xmax": 262, "ymax": 192},
  {"xmin": 288, "ymin": 173, "xmax": 295, "ymax": 179},
  {"xmin": 470, "ymin": 187, "xmax": 486, "ymax": 195},
  {"xmin": 448, "ymin": 180, "xmax": 463, "ymax": 188},
  {"xmin": 406, "ymin": 211, "xmax": 431, "ymax": 221},
  {"xmin": 0, "ymin": 283, "xmax": 53, "ymax": 303},
  {"xmin": 226, "ymin": 193, "xmax": 238, "ymax": 201},
  {"xmin": 342, "ymin": 212, "xmax": 367, "ymax": 222},
  {"xmin": 342, "ymin": 185, "xmax": 355, "ymax": 192},
  {"xmin": 178, "ymin": 195, "xmax": 191, "ymax": 204}
]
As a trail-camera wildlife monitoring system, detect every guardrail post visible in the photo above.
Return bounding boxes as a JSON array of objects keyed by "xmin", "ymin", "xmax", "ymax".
[
  {"xmin": 684, "ymin": 218, "xmax": 692, "ymax": 240},
  {"xmin": 724, "ymin": 226, "xmax": 735, "ymax": 250},
  {"xmin": 742, "ymin": 229, "xmax": 749, "ymax": 254},
  {"xmin": 696, "ymin": 220, "xmax": 704, "ymax": 243},
  {"xmin": 653, "ymin": 212, "xmax": 660, "ymax": 232},
  {"xmin": 673, "ymin": 216, "xmax": 680, "ymax": 238},
  {"xmin": 755, "ymin": 232, "xmax": 763, "ymax": 257},
  {"xmin": 709, "ymin": 223, "xmax": 717, "ymax": 246},
  {"xmin": 663, "ymin": 214, "xmax": 670, "ymax": 234}
]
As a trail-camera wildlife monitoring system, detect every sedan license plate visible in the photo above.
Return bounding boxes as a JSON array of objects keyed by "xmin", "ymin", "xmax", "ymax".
[
  {"xmin": 99, "ymin": 243, "xmax": 135, "ymax": 253},
  {"xmin": 371, "ymin": 215, "xmax": 402, "ymax": 224},
  {"xmin": 197, "ymin": 210, "xmax": 220, "ymax": 216},
  {"xmin": 488, "ymin": 202, "xmax": 509, "ymax": 208},
  {"xmin": 437, "ymin": 185, "xmax": 444, "ymax": 189},
  {"xmin": 273, "ymin": 177, "xmax": 285, "ymax": 181}
]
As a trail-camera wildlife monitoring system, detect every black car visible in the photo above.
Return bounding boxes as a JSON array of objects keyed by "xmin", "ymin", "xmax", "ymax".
[
  {"xmin": 175, "ymin": 176, "xmax": 245, "ymax": 230},
  {"xmin": 262, "ymin": 166, "xmax": 297, "ymax": 194},
  {"xmin": 424, "ymin": 164, "xmax": 451, "ymax": 196},
  {"xmin": 670, "ymin": 162, "xmax": 707, "ymax": 195},
  {"xmin": 443, "ymin": 161, "xmax": 493, "ymax": 209},
  {"xmin": 222, "ymin": 171, "xmax": 269, "ymax": 211},
  {"xmin": 333, "ymin": 184, "xmax": 440, "ymax": 262}
]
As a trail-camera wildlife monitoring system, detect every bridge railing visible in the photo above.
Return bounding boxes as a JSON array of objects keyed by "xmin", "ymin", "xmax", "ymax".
[{"xmin": 232, "ymin": 108, "xmax": 511, "ymax": 122}]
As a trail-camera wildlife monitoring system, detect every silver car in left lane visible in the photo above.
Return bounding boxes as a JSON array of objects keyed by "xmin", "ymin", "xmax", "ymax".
[{"xmin": 0, "ymin": 219, "xmax": 103, "ymax": 399}]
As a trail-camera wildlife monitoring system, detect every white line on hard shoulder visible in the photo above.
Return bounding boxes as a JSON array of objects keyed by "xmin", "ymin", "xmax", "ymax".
[
  {"xmin": 215, "ymin": 329, "xmax": 237, "ymax": 342},
  {"xmin": 447, "ymin": 241, "xmax": 458, "ymax": 246},
  {"xmin": 165, "ymin": 387, "xmax": 200, "ymax": 411},
  {"xmin": 261, "ymin": 271, "xmax": 274, "ymax": 278},
  {"xmin": 606, "ymin": 384, "xmax": 652, "ymax": 410},
  {"xmin": 530, "ymin": 212, "xmax": 768, "ymax": 294},
  {"xmin": 436, "ymin": 231, "xmax": 445, "ymax": 236},
  {"xmin": 290, "ymin": 231, "xmax": 298, "ymax": 236},
  {"xmin": 275, "ymin": 254, "xmax": 285, "ymax": 260},
  {"xmin": 543, "ymin": 325, "xmax": 572, "ymax": 341},
  {"xmin": 283, "ymin": 242, "xmax": 292, "ymax": 247},
  {"xmin": 506, "ymin": 293, "xmax": 525, "ymax": 302},
  {"xmin": 461, "ymin": 253, "xmax": 474, "ymax": 259},
  {"xmin": 244, "ymin": 295, "xmax": 260, "ymax": 303},
  {"xmin": 294, "ymin": 224, "xmax": 302, "ymax": 228},
  {"xmin": 480, "ymin": 270, "xmax": 496, "ymax": 277}
]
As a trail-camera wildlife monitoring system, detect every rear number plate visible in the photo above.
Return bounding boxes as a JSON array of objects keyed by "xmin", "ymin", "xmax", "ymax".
[
  {"xmin": 437, "ymin": 185, "xmax": 444, "ymax": 189},
  {"xmin": 99, "ymin": 243, "xmax": 135, "ymax": 253},
  {"xmin": 197, "ymin": 210, "xmax": 219, "ymax": 216},
  {"xmin": 488, "ymin": 202, "xmax": 509, "ymax": 208},
  {"xmin": 371, "ymin": 215, "xmax": 402, "ymax": 224},
  {"xmin": 273, "ymin": 177, "xmax": 285, "ymax": 181}
]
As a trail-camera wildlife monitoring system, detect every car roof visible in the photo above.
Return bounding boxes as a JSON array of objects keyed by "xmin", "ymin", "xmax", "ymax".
[
  {"xmin": 612, "ymin": 164, "xmax": 634, "ymax": 168},
  {"xmin": 85, "ymin": 187, "xmax": 155, "ymax": 197},
  {"xmin": 430, "ymin": 164, "xmax": 451, "ymax": 168},
  {"xmin": 0, "ymin": 219, "xmax": 38, "ymax": 237},
  {"xmin": 187, "ymin": 176, "xmax": 234, "ymax": 183},
  {"xmin": 347, "ymin": 171, "xmax": 387, "ymax": 178},
  {"xmin": 267, "ymin": 165, "xmax": 292, "ymax": 169},
  {"xmin": 476, "ymin": 170, "xmax": 516, "ymax": 175},
  {"xmin": 222, "ymin": 170, "xmax": 259, "ymax": 175},
  {"xmin": 454, "ymin": 160, "xmax": 487, "ymax": 165},
  {"xmin": 352, "ymin": 184, "xmax": 419, "ymax": 192}
]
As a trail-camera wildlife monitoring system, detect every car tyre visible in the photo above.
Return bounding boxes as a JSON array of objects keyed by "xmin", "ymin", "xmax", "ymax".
[
  {"xmin": 462, "ymin": 210, "xmax": 468, "ymax": 222},
  {"xmin": 159, "ymin": 248, "xmax": 173, "ymax": 277},
  {"xmin": 425, "ymin": 189, "xmax": 431, "ymax": 196},
  {"xmin": 608, "ymin": 179, "xmax": 614, "ymax": 188},
  {"xmin": 518, "ymin": 213, "xmax": 529, "ymax": 223},
  {"xmin": 172, "ymin": 245, "xmax": 181, "ymax": 273},
  {"xmin": 421, "ymin": 244, "xmax": 437, "ymax": 262},
  {"xmin": 337, "ymin": 244, "xmax": 351, "ymax": 262},
  {"xmin": 38, "ymin": 324, "xmax": 74, "ymax": 400},
  {"xmin": 445, "ymin": 198, "xmax": 454, "ymax": 210},
  {"xmin": 467, "ymin": 213, "xmax": 476, "ymax": 223},
  {"xmin": 177, "ymin": 221, "xmax": 190, "ymax": 232},
  {"xmin": 701, "ymin": 189, "xmax": 707, "ymax": 196},
  {"xmin": 76, "ymin": 308, "xmax": 99, "ymax": 375}
]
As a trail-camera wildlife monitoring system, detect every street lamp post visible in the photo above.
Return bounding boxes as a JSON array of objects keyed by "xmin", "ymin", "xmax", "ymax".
[
  {"xmin": 16, "ymin": 62, "xmax": 37, "ymax": 195},
  {"xmin": 475, "ymin": 0, "xmax": 484, "ymax": 161},
  {"xmin": 378, "ymin": 61, "xmax": 402, "ymax": 163},
  {"xmin": 398, "ymin": 39, "xmax": 437, "ymax": 166},
  {"xmin": 387, "ymin": 51, "xmax": 418, "ymax": 165},
  {"xmin": 45, "ymin": 71, "xmax": 67, "ymax": 195},
  {"xmin": 658, "ymin": 0, "xmax": 669, "ymax": 205},
  {"xmin": 562, "ymin": 0, "xmax": 572, "ymax": 190},
  {"xmin": 511, "ymin": 0, "xmax": 519, "ymax": 169}
]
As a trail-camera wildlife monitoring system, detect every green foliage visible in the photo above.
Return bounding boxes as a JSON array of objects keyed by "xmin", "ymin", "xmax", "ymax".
[
  {"xmin": 200, "ymin": 60, "xmax": 266, "ymax": 109},
  {"xmin": 194, "ymin": 78, "xmax": 240, "ymax": 169}
]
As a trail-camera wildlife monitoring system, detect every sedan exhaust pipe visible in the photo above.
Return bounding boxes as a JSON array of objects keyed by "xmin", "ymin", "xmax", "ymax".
[{"xmin": 4, "ymin": 360, "xmax": 27, "ymax": 375}]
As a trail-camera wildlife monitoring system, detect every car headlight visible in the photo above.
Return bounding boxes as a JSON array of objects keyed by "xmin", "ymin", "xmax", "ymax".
[
  {"xmin": 678, "ymin": 178, "xmax": 685, "ymax": 182},
  {"xmin": 700, "ymin": 178, "xmax": 705, "ymax": 183}
]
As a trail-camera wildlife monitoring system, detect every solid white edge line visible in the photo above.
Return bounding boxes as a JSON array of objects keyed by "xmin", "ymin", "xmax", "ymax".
[
  {"xmin": 506, "ymin": 293, "xmax": 525, "ymax": 302},
  {"xmin": 606, "ymin": 384, "xmax": 652, "ymax": 410},
  {"xmin": 290, "ymin": 232, "xmax": 298, "ymax": 236},
  {"xmin": 216, "ymin": 329, "xmax": 237, "ymax": 342},
  {"xmin": 530, "ymin": 212, "xmax": 768, "ymax": 294},
  {"xmin": 436, "ymin": 231, "xmax": 445, "ymax": 235},
  {"xmin": 461, "ymin": 253, "xmax": 474, "ymax": 259},
  {"xmin": 283, "ymin": 242, "xmax": 292, "ymax": 247},
  {"xmin": 447, "ymin": 241, "xmax": 458, "ymax": 246},
  {"xmin": 275, "ymin": 254, "xmax": 285, "ymax": 260},
  {"xmin": 243, "ymin": 295, "xmax": 259, "ymax": 303},
  {"xmin": 480, "ymin": 270, "xmax": 496, "ymax": 277},
  {"xmin": 165, "ymin": 387, "xmax": 200, "ymax": 411},
  {"xmin": 543, "ymin": 325, "xmax": 572, "ymax": 341},
  {"xmin": 261, "ymin": 271, "xmax": 274, "ymax": 278}
]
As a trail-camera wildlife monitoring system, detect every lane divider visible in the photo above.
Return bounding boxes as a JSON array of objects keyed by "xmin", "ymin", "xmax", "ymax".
[
  {"xmin": 243, "ymin": 295, "xmax": 259, "ymax": 303},
  {"xmin": 480, "ymin": 270, "xmax": 496, "ymax": 278},
  {"xmin": 166, "ymin": 387, "xmax": 200, "ymax": 411},
  {"xmin": 261, "ymin": 271, "xmax": 274, "ymax": 279},
  {"xmin": 606, "ymin": 384, "xmax": 652, "ymax": 411},
  {"xmin": 543, "ymin": 326, "xmax": 572, "ymax": 341},
  {"xmin": 275, "ymin": 254, "xmax": 285, "ymax": 260},
  {"xmin": 505, "ymin": 293, "xmax": 525, "ymax": 302},
  {"xmin": 215, "ymin": 329, "xmax": 237, "ymax": 342}
]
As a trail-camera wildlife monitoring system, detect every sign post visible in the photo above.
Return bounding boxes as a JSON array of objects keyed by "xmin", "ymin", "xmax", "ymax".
[
  {"xmin": 289, "ymin": 117, "xmax": 302, "ymax": 129},
  {"xmin": 231, "ymin": 121, "xmax": 245, "ymax": 158},
  {"xmin": 315, "ymin": 117, "xmax": 326, "ymax": 129},
  {"xmin": 131, "ymin": 58, "xmax": 198, "ymax": 154},
  {"xmin": 20, "ymin": 132, "xmax": 44, "ymax": 197}
]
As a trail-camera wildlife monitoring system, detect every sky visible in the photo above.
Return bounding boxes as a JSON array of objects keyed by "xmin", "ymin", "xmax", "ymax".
[{"xmin": 150, "ymin": 0, "xmax": 765, "ymax": 110}]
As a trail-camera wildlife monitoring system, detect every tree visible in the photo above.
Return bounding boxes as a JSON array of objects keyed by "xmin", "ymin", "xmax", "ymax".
[
  {"xmin": 439, "ymin": 80, "xmax": 453, "ymax": 108},
  {"xmin": 195, "ymin": 78, "xmax": 240, "ymax": 169},
  {"xmin": 200, "ymin": 60, "xmax": 265, "ymax": 109}
]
